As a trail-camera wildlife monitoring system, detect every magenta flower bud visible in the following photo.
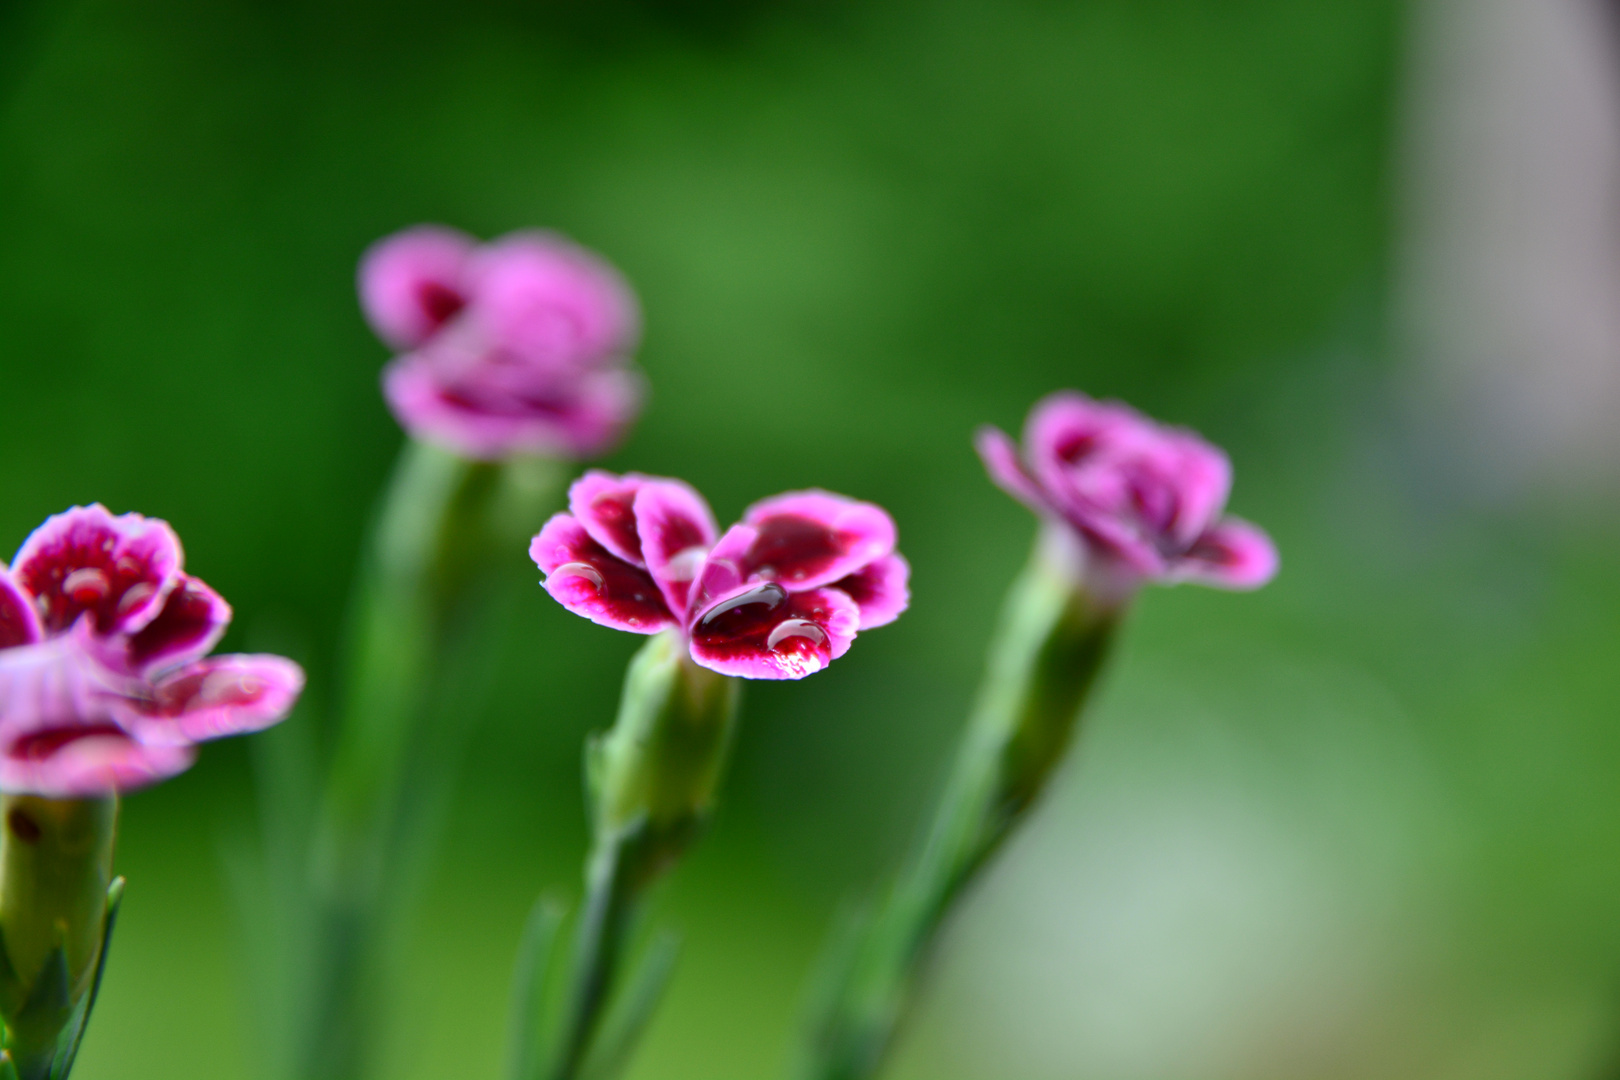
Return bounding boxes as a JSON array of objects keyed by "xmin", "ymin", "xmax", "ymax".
[
  {"xmin": 0, "ymin": 506, "xmax": 304, "ymax": 797},
  {"xmin": 360, "ymin": 226, "xmax": 643, "ymax": 461},
  {"xmin": 976, "ymin": 390, "xmax": 1278, "ymax": 596},
  {"xmin": 530, "ymin": 472, "xmax": 909, "ymax": 680}
]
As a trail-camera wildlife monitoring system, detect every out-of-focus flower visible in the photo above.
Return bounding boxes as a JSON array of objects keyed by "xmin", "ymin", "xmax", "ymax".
[
  {"xmin": 359, "ymin": 226, "xmax": 643, "ymax": 460},
  {"xmin": 0, "ymin": 505, "xmax": 304, "ymax": 796},
  {"xmin": 531, "ymin": 472, "xmax": 908, "ymax": 679},
  {"xmin": 976, "ymin": 390, "xmax": 1278, "ymax": 594}
]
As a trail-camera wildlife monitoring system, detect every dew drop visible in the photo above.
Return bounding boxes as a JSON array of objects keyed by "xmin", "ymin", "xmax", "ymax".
[
  {"xmin": 551, "ymin": 562, "xmax": 605, "ymax": 593},
  {"xmin": 697, "ymin": 582, "xmax": 786, "ymax": 628},
  {"xmin": 62, "ymin": 568, "xmax": 110, "ymax": 603},
  {"xmin": 767, "ymin": 619, "xmax": 826, "ymax": 652}
]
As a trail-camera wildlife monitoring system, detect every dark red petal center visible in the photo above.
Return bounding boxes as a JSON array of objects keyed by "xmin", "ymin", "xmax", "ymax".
[
  {"xmin": 9, "ymin": 724, "xmax": 131, "ymax": 762},
  {"xmin": 590, "ymin": 491, "xmax": 643, "ymax": 562},
  {"xmin": 1055, "ymin": 430, "xmax": 1105, "ymax": 464},
  {"xmin": 418, "ymin": 281, "xmax": 466, "ymax": 330},
  {"xmin": 690, "ymin": 584, "xmax": 839, "ymax": 674},
  {"xmin": 543, "ymin": 525, "xmax": 675, "ymax": 632},
  {"xmin": 22, "ymin": 544, "xmax": 164, "ymax": 635},
  {"xmin": 744, "ymin": 515, "xmax": 844, "ymax": 585},
  {"xmin": 126, "ymin": 578, "xmax": 225, "ymax": 671},
  {"xmin": 0, "ymin": 588, "xmax": 37, "ymax": 650}
]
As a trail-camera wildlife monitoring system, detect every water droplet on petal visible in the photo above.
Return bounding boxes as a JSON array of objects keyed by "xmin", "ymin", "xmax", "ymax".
[
  {"xmin": 766, "ymin": 618, "xmax": 828, "ymax": 676},
  {"xmin": 697, "ymin": 583, "xmax": 786, "ymax": 628},
  {"xmin": 62, "ymin": 568, "xmax": 110, "ymax": 603},
  {"xmin": 662, "ymin": 546, "xmax": 707, "ymax": 582},
  {"xmin": 767, "ymin": 619, "xmax": 826, "ymax": 652},
  {"xmin": 551, "ymin": 562, "xmax": 605, "ymax": 593}
]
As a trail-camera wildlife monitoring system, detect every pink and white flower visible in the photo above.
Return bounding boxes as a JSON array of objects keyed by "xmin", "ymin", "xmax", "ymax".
[
  {"xmin": 531, "ymin": 472, "xmax": 909, "ymax": 679},
  {"xmin": 976, "ymin": 391, "xmax": 1278, "ymax": 593},
  {"xmin": 360, "ymin": 226, "xmax": 643, "ymax": 461},
  {"xmin": 0, "ymin": 505, "xmax": 304, "ymax": 796}
]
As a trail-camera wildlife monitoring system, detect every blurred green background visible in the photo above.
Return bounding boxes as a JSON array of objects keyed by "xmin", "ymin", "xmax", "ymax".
[{"xmin": 5, "ymin": 0, "xmax": 1620, "ymax": 1077}]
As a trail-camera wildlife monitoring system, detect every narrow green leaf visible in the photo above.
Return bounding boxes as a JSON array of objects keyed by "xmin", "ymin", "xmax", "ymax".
[
  {"xmin": 505, "ymin": 894, "xmax": 567, "ymax": 1080},
  {"xmin": 47, "ymin": 877, "xmax": 124, "ymax": 1080}
]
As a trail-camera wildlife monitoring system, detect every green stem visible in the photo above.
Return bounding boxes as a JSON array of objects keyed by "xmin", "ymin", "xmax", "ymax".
[
  {"xmin": 300, "ymin": 440, "xmax": 562, "ymax": 1080},
  {"xmin": 548, "ymin": 833, "xmax": 641, "ymax": 1080},
  {"xmin": 796, "ymin": 530, "xmax": 1122, "ymax": 1080},
  {"xmin": 535, "ymin": 631, "xmax": 739, "ymax": 1080}
]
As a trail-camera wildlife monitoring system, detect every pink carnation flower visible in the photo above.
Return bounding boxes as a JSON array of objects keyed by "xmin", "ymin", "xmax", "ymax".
[
  {"xmin": 359, "ymin": 226, "xmax": 643, "ymax": 461},
  {"xmin": 531, "ymin": 472, "xmax": 909, "ymax": 679},
  {"xmin": 976, "ymin": 391, "xmax": 1278, "ymax": 593},
  {"xmin": 0, "ymin": 505, "xmax": 304, "ymax": 796}
]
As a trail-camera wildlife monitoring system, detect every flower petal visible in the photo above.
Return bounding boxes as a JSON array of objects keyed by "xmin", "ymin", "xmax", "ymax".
[
  {"xmin": 382, "ymin": 354, "xmax": 642, "ymax": 461},
  {"xmin": 0, "ymin": 724, "xmax": 194, "ymax": 797},
  {"xmin": 1174, "ymin": 517, "xmax": 1279, "ymax": 590},
  {"xmin": 358, "ymin": 225, "xmax": 476, "ymax": 350},
  {"xmin": 688, "ymin": 583, "xmax": 859, "ymax": 680},
  {"xmin": 126, "ymin": 655, "xmax": 305, "ymax": 743},
  {"xmin": 0, "ymin": 567, "xmax": 42, "ymax": 649},
  {"xmin": 123, "ymin": 574, "xmax": 231, "ymax": 676},
  {"xmin": 634, "ymin": 480, "xmax": 718, "ymax": 622},
  {"xmin": 685, "ymin": 523, "xmax": 755, "ymax": 623},
  {"xmin": 1151, "ymin": 431, "xmax": 1233, "ymax": 551},
  {"xmin": 739, "ymin": 491, "xmax": 897, "ymax": 591},
  {"xmin": 569, "ymin": 471, "xmax": 649, "ymax": 567},
  {"xmin": 974, "ymin": 426, "xmax": 1048, "ymax": 512},
  {"xmin": 464, "ymin": 232, "xmax": 640, "ymax": 368},
  {"xmin": 0, "ymin": 635, "xmax": 122, "ymax": 733},
  {"xmin": 1023, "ymin": 391, "xmax": 1146, "ymax": 496},
  {"xmin": 530, "ymin": 515, "xmax": 675, "ymax": 634},
  {"xmin": 1016, "ymin": 390, "xmax": 1240, "ymax": 577},
  {"xmin": 831, "ymin": 553, "xmax": 910, "ymax": 629},
  {"xmin": 13, "ymin": 505, "xmax": 182, "ymax": 636},
  {"xmin": 0, "ymin": 637, "xmax": 185, "ymax": 796}
]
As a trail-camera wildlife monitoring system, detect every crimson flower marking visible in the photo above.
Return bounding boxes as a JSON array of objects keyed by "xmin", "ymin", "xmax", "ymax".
[
  {"xmin": 0, "ymin": 505, "xmax": 304, "ymax": 796},
  {"xmin": 976, "ymin": 390, "xmax": 1278, "ymax": 593},
  {"xmin": 531, "ymin": 472, "xmax": 909, "ymax": 679},
  {"xmin": 359, "ymin": 226, "xmax": 643, "ymax": 461}
]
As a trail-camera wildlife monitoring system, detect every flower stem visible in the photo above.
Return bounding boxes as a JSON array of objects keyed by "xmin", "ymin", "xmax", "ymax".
[
  {"xmin": 298, "ymin": 439, "xmax": 562, "ymax": 1080},
  {"xmin": 528, "ymin": 630, "xmax": 738, "ymax": 1080},
  {"xmin": 796, "ymin": 532, "xmax": 1122, "ymax": 1080},
  {"xmin": 547, "ymin": 830, "xmax": 641, "ymax": 1080}
]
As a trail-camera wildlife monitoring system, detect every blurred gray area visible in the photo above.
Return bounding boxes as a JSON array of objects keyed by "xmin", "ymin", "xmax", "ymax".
[{"xmin": 1401, "ymin": 0, "xmax": 1620, "ymax": 496}]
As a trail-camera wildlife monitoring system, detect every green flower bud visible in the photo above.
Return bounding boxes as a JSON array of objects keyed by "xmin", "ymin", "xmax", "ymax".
[
  {"xmin": 0, "ymin": 796, "xmax": 119, "ymax": 1080},
  {"xmin": 588, "ymin": 628, "xmax": 740, "ymax": 885}
]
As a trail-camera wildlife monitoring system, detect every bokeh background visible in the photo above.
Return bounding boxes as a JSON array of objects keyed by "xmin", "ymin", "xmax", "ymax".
[{"xmin": 5, "ymin": 0, "xmax": 1620, "ymax": 1077}]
